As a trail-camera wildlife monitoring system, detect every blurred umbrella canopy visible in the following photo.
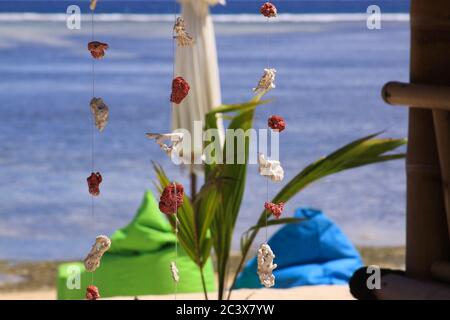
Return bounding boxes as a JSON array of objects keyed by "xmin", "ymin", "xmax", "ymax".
[{"xmin": 173, "ymin": 0, "xmax": 225, "ymax": 166}]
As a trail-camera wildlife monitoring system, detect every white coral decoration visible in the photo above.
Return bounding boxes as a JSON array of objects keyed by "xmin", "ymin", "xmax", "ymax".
[
  {"xmin": 170, "ymin": 261, "xmax": 180, "ymax": 283},
  {"xmin": 90, "ymin": 97, "xmax": 109, "ymax": 132},
  {"xmin": 253, "ymin": 68, "xmax": 276, "ymax": 94},
  {"xmin": 173, "ymin": 17, "xmax": 194, "ymax": 47},
  {"xmin": 258, "ymin": 153, "xmax": 284, "ymax": 182},
  {"xmin": 84, "ymin": 235, "xmax": 111, "ymax": 272},
  {"xmin": 257, "ymin": 243, "xmax": 277, "ymax": 288},
  {"xmin": 146, "ymin": 132, "xmax": 184, "ymax": 158}
]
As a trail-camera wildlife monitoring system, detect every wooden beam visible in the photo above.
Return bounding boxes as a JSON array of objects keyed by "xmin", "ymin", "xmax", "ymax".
[
  {"xmin": 407, "ymin": 0, "xmax": 450, "ymax": 280},
  {"xmin": 383, "ymin": 81, "xmax": 450, "ymax": 111}
]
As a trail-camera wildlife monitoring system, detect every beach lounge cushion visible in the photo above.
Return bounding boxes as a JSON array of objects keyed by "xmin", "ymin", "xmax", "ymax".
[
  {"xmin": 57, "ymin": 191, "xmax": 215, "ymax": 299},
  {"xmin": 235, "ymin": 208, "xmax": 363, "ymax": 288}
]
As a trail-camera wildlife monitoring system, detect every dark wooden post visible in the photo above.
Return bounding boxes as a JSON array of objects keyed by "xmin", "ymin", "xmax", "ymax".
[{"xmin": 407, "ymin": 0, "xmax": 450, "ymax": 279}]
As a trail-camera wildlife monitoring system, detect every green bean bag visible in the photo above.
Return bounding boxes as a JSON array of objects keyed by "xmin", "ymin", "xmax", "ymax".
[{"xmin": 57, "ymin": 191, "xmax": 215, "ymax": 299}]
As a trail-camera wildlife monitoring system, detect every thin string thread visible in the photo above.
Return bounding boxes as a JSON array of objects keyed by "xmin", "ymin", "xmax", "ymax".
[
  {"xmin": 266, "ymin": 17, "xmax": 270, "ymax": 69},
  {"xmin": 172, "ymin": 0, "xmax": 177, "ymax": 83},
  {"xmin": 266, "ymin": 179, "xmax": 269, "ymax": 242},
  {"xmin": 174, "ymin": 182, "xmax": 179, "ymax": 300},
  {"xmin": 90, "ymin": 8, "xmax": 96, "ymax": 287},
  {"xmin": 264, "ymin": 2, "xmax": 271, "ymax": 244},
  {"xmin": 91, "ymin": 10, "xmax": 95, "ymax": 177},
  {"xmin": 172, "ymin": 0, "xmax": 178, "ymax": 301}
]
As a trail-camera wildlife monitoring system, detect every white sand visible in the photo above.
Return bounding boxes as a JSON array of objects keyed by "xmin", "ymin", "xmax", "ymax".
[
  {"xmin": 0, "ymin": 289, "xmax": 55, "ymax": 300},
  {"xmin": 0, "ymin": 285, "xmax": 353, "ymax": 300}
]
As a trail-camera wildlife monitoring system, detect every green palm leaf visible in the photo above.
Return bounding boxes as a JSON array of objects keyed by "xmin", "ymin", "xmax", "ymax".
[
  {"xmin": 197, "ymin": 96, "xmax": 271, "ymax": 299},
  {"xmin": 152, "ymin": 91, "xmax": 406, "ymax": 301},
  {"xmin": 227, "ymin": 133, "xmax": 406, "ymax": 299}
]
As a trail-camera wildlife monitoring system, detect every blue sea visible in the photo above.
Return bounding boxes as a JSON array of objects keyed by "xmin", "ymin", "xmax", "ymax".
[
  {"xmin": 0, "ymin": 1, "xmax": 409, "ymax": 261},
  {"xmin": 0, "ymin": 1, "xmax": 409, "ymax": 14}
]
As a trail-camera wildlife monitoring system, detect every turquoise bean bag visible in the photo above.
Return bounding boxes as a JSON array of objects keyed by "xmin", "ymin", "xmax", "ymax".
[{"xmin": 236, "ymin": 208, "xmax": 363, "ymax": 288}]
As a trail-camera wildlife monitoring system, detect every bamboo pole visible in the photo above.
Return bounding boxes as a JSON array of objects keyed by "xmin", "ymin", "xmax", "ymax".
[
  {"xmin": 434, "ymin": 110, "xmax": 450, "ymax": 238},
  {"xmin": 382, "ymin": 82, "xmax": 450, "ymax": 111},
  {"xmin": 407, "ymin": 0, "xmax": 450, "ymax": 280}
]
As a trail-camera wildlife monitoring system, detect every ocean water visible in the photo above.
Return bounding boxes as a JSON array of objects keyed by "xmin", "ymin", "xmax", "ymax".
[
  {"xmin": 0, "ymin": 11, "xmax": 409, "ymax": 260},
  {"xmin": 0, "ymin": 0, "xmax": 410, "ymax": 14}
]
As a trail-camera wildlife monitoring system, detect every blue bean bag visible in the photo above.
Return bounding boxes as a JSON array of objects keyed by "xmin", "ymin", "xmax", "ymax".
[{"xmin": 235, "ymin": 208, "xmax": 363, "ymax": 288}]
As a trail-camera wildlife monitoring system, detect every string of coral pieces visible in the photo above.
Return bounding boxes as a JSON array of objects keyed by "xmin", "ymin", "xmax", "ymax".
[
  {"xmin": 152, "ymin": 1, "xmax": 195, "ymax": 300},
  {"xmin": 82, "ymin": 1, "xmax": 286, "ymax": 300},
  {"xmin": 84, "ymin": 0, "xmax": 111, "ymax": 301},
  {"xmin": 256, "ymin": 1, "xmax": 287, "ymax": 289}
]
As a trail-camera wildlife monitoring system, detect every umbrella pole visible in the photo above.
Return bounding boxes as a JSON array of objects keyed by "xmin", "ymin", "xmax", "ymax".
[
  {"xmin": 407, "ymin": 0, "xmax": 450, "ymax": 279},
  {"xmin": 190, "ymin": 170, "xmax": 197, "ymax": 201}
]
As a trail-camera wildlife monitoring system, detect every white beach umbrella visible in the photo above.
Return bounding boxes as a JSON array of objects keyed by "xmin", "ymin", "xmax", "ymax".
[{"xmin": 172, "ymin": 0, "xmax": 225, "ymax": 165}]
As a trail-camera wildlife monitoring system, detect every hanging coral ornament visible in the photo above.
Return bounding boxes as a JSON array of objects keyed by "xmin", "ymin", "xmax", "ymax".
[
  {"xmin": 159, "ymin": 183, "xmax": 184, "ymax": 215},
  {"xmin": 260, "ymin": 2, "xmax": 277, "ymax": 18},
  {"xmin": 264, "ymin": 202, "xmax": 285, "ymax": 219},
  {"xmin": 170, "ymin": 261, "xmax": 180, "ymax": 282},
  {"xmin": 257, "ymin": 243, "xmax": 277, "ymax": 288},
  {"xmin": 259, "ymin": 153, "xmax": 284, "ymax": 182},
  {"xmin": 89, "ymin": 0, "xmax": 98, "ymax": 11},
  {"xmin": 90, "ymin": 97, "xmax": 109, "ymax": 132},
  {"xmin": 146, "ymin": 132, "xmax": 184, "ymax": 158},
  {"xmin": 170, "ymin": 77, "xmax": 190, "ymax": 104},
  {"xmin": 268, "ymin": 115, "xmax": 286, "ymax": 132},
  {"xmin": 88, "ymin": 41, "xmax": 109, "ymax": 59},
  {"xmin": 254, "ymin": 68, "xmax": 276, "ymax": 94},
  {"xmin": 87, "ymin": 172, "xmax": 102, "ymax": 196},
  {"xmin": 173, "ymin": 17, "xmax": 194, "ymax": 47},
  {"xmin": 86, "ymin": 285, "xmax": 100, "ymax": 300},
  {"xmin": 84, "ymin": 235, "xmax": 111, "ymax": 272}
]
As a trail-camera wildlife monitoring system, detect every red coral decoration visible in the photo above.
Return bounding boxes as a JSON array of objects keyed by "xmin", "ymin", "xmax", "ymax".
[
  {"xmin": 159, "ymin": 183, "xmax": 184, "ymax": 215},
  {"xmin": 170, "ymin": 77, "xmax": 190, "ymax": 104},
  {"xmin": 268, "ymin": 115, "xmax": 286, "ymax": 132},
  {"xmin": 86, "ymin": 285, "xmax": 100, "ymax": 300},
  {"xmin": 260, "ymin": 2, "xmax": 277, "ymax": 18},
  {"xmin": 88, "ymin": 41, "xmax": 109, "ymax": 59},
  {"xmin": 87, "ymin": 172, "xmax": 102, "ymax": 196},
  {"xmin": 264, "ymin": 202, "xmax": 285, "ymax": 219}
]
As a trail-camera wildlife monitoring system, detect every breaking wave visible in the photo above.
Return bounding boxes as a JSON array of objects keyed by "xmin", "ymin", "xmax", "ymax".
[{"xmin": 0, "ymin": 12, "xmax": 409, "ymax": 23}]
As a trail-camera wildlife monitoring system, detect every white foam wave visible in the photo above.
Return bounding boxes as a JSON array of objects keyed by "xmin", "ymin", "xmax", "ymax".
[{"xmin": 0, "ymin": 12, "xmax": 409, "ymax": 23}]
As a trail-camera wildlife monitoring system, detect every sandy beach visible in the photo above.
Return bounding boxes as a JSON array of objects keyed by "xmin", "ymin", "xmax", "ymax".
[
  {"xmin": 0, "ymin": 286, "xmax": 354, "ymax": 300},
  {"xmin": 0, "ymin": 246, "xmax": 404, "ymax": 300}
]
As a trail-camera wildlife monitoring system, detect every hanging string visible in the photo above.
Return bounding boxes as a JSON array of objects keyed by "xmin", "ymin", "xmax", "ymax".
[
  {"xmin": 266, "ymin": 17, "xmax": 270, "ymax": 69},
  {"xmin": 90, "ymin": 7, "xmax": 96, "ymax": 287},
  {"xmin": 266, "ymin": 179, "xmax": 269, "ymax": 242},
  {"xmin": 174, "ymin": 182, "xmax": 179, "ymax": 300},
  {"xmin": 264, "ymin": 3, "xmax": 272, "ymax": 244},
  {"xmin": 172, "ymin": 0, "xmax": 179, "ymax": 301},
  {"xmin": 172, "ymin": 0, "xmax": 177, "ymax": 82}
]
